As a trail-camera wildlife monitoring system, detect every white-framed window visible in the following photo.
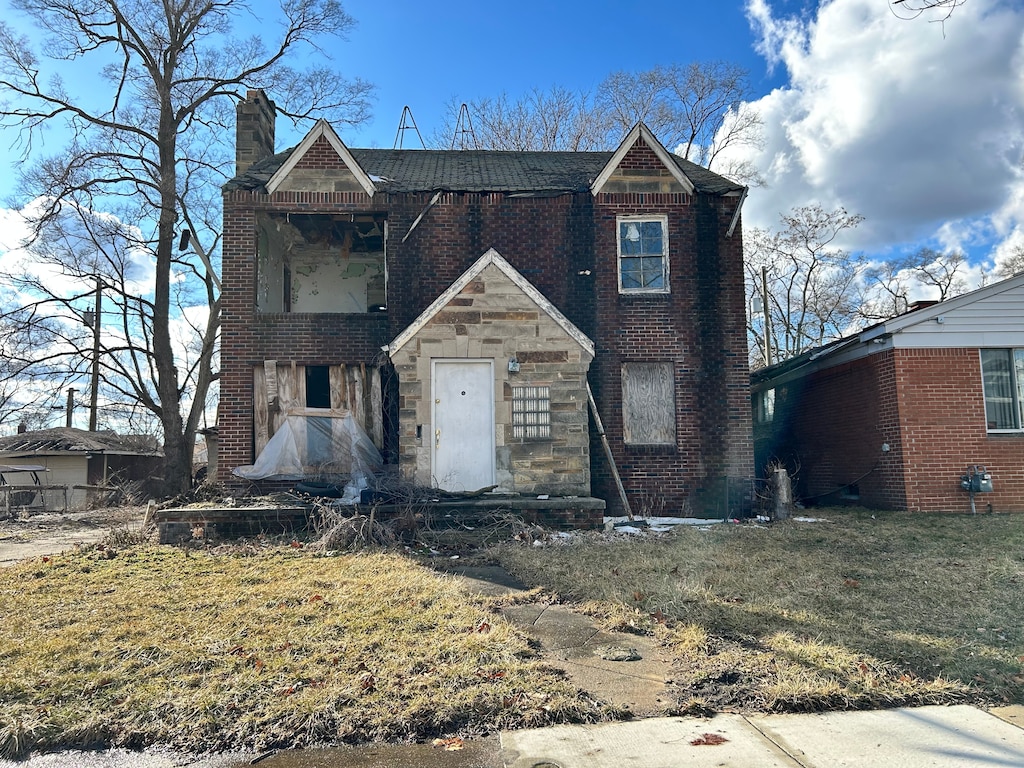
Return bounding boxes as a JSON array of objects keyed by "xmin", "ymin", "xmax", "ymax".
[
  {"xmin": 617, "ymin": 215, "xmax": 669, "ymax": 293},
  {"xmin": 512, "ymin": 386, "xmax": 551, "ymax": 440},
  {"xmin": 981, "ymin": 348, "xmax": 1024, "ymax": 430}
]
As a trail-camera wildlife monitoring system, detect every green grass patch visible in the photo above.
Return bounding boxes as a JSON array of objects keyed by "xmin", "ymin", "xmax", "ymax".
[
  {"xmin": 494, "ymin": 509, "xmax": 1024, "ymax": 713},
  {"xmin": 0, "ymin": 545, "xmax": 597, "ymax": 757}
]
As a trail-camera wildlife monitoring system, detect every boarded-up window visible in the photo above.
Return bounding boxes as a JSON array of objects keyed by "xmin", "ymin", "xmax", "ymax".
[
  {"xmin": 512, "ymin": 386, "xmax": 551, "ymax": 439},
  {"xmin": 621, "ymin": 363, "xmax": 675, "ymax": 445}
]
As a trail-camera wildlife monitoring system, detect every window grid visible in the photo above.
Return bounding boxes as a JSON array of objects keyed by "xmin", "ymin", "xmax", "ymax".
[
  {"xmin": 512, "ymin": 386, "xmax": 551, "ymax": 440},
  {"xmin": 617, "ymin": 216, "xmax": 669, "ymax": 293},
  {"xmin": 981, "ymin": 348, "xmax": 1024, "ymax": 430}
]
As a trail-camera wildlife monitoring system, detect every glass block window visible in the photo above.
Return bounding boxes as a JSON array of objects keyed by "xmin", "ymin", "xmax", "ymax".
[{"xmin": 512, "ymin": 386, "xmax": 551, "ymax": 439}]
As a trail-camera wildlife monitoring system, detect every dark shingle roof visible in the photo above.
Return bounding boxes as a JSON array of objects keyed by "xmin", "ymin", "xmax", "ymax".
[
  {"xmin": 225, "ymin": 147, "xmax": 744, "ymax": 196},
  {"xmin": 0, "ymin": 428, "xmax": 162, "ymax": 456}
]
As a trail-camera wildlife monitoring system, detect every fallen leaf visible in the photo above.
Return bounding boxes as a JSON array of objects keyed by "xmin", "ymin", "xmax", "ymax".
[
  {"xmin": 308, "ymin": 594, "xmax": 323, "ymax": 603},
  {"xmin": 432, "ymin": 737, "xmax": 465, "ymax": 751},
  {"xmin": 844, "ymin": 578, "xmax": 860, "ymax": 589},
  {"xmin": 290, "ymin": 540, "xmax": 303, "ymax": 548},
  {"xmin": 632, "ymin": 591, "xmax": 645, "ymax": 602},
  {"xmin": 476, "ymin": 620, "xmax": 491, "ymax": 633},
  {"xmin": 690, "ymin": 733, "xmax": 728, "ymax": 746},
  {"xmin": 476, "ymin": 669, "xmax": 506, "ymax": 680},
  {"xmin": 650, "ymin": 609, "xmax": 667, "ymax": 624}
]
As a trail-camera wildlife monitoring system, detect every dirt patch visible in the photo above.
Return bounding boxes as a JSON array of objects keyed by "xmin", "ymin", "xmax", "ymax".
[{"xmin": 0, "ymin": 506, "xmax": 147, "ymax": 566}]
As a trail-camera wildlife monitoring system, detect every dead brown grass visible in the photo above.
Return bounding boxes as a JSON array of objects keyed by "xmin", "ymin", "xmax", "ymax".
[
  {"xmin": 0, "ymin": 545, "xmax": 599, "ymax": 758},
  {"xmin": 493, "ymin": 509, "xmax": 1024, "ymax": 713}
]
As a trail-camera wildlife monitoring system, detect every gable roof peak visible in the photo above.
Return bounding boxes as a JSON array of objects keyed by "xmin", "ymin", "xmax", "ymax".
[
  {"xmin": 590, "ymin": 122, "xmax": 696, "ymax": 196},
  {"xmin": 265, "ymin": 119, "xmax": 376, "ymax": 197},
  {"xmin": 386, "ymin": 248, "xmax": 594, "ymax": 358}
]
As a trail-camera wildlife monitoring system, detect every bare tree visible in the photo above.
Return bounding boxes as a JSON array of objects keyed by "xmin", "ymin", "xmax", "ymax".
[
  {"xmin": 890, "ymin": 0, "xmax": 966, "ymax": 22},
  {"xmin": 596, "ymin": 67, "xmax": 677, "ymax": 145},
  {"xmin": 746, "ymin": 205, "xmax": 866, "ymax": 367},
  {"xmin": 0, "ymin": 0, "xmax": 374, "ymax": 494},
  {"xmin": 440, "ymin": 63, "xmax": 764, "ymax": 184},
  {"xmin": 996, "ymin": 244, "xmax": 1024, "ymax": 278},
  {"xmin": 0, "ymin": 295, "xmax": 75, "ymax": 429},
  {"xmin": 860, "ymin": 259, "xmax": 913, "ymax": 322},
  {"xmin": 900, "ymin": 246, "xmax": 969, "ymax": 301},
  {"xmin": 598, "ymin": 62, "xmax": 764, "ymax": 185},
  {"xmin": 433, "ymin": 87, "xmax": 609, "ymax": 151}
]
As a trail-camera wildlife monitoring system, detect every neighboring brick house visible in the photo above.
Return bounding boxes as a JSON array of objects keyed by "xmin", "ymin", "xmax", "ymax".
[
  {"xmin": 751, "ymin": 273, "xmax": 1024, "ymax": 512},
  {"xmin": 219, "ymin": 89, "xmax": 753, "ymax": 517}
]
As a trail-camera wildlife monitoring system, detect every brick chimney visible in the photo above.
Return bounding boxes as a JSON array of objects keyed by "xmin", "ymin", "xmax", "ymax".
[{"xmin": 235, "ymin": 89, "xmax": 276, "ymax": 177}]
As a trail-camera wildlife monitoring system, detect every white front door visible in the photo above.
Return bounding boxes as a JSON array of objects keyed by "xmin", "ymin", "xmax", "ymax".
[{"xmin": 432, "ymin": 360, "xmax": 495, "ymax": 491}]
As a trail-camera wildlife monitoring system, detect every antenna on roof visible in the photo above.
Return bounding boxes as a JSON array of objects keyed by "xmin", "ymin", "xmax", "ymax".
[
  {"xmin": 452, "ymin": 103, "xmax": 478, "ymax": 150},
  {"xmin": 393, "ymin": 106, "xmax": 425, "ymax": 149}
]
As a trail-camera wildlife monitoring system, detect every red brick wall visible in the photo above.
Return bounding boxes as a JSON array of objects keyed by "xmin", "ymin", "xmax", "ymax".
[
  {"xmin": 766, "ymin": 351, "xmax": 906, "ymax": 509},
  {"xmin": 219, "ymin": 190, "xmax": 390, "ymax": 482},
  {"xmin": 765, "ymin": 347, "xmax": 1024, "ymax": 512},
  {"xmin": 219, "ymin": 150, "xmax": 754, "ymax": 516}
]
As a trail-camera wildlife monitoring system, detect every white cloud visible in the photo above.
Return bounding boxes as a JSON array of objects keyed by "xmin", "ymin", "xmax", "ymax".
[{"xmin": 730, "ymin": 0, "xmax": 1024, "ymax": 261}]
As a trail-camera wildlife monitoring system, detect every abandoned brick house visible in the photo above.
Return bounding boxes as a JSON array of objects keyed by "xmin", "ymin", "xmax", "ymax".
[{"xmin": 217, "ymin": 89, "xmax": 753, "ymax": 519}]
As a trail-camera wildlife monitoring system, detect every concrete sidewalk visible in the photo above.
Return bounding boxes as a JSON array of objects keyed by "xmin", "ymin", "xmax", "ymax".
[{"xmin": 500, "ymin": 705, "xmax": 1024, "ymax": 767}]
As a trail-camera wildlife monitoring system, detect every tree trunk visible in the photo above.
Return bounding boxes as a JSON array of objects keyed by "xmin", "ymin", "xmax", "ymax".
[{"xmin": 153, "ymin": 109, "xmax": 190, "ymax": 497}]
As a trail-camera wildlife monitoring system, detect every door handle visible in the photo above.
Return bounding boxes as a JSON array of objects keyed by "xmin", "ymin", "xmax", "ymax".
[{"xmin": 435, "ymin": 428, "xmax": 441, "ymax": 448}]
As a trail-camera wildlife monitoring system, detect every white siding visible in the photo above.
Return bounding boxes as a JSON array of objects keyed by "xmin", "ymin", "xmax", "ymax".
[{"xmin": 893, "ymin": 283, "xmax": 1024, "ymax": 349}]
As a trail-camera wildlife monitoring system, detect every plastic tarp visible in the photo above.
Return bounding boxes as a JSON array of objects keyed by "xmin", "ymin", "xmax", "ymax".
[{"xmin": 232, "ymin": 413, "xmax": 382, "ymax": 482}]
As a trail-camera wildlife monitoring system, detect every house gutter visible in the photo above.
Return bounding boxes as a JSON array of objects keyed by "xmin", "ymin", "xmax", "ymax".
[{"xmin": 726, "ymin": 186, "xmax": 748, "ymax": 238}]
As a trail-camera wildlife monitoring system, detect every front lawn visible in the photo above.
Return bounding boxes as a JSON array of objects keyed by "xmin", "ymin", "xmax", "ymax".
[
  {"xmin": 495, "ymin": 509, "xmax": 1024, "ymax": 713},
  {"xmin": 0, "ymin": 544, "xmax": 596, "ymax": 758}
]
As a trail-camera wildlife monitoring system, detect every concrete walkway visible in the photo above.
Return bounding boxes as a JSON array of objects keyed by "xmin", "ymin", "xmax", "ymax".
[
  {"xmin": 449, "ymin": 565, "xmax": 1024, "ymax": 767},
  {"xmin": 501, "ymin": 705, "xmax": 1024, "ymax": 767}
]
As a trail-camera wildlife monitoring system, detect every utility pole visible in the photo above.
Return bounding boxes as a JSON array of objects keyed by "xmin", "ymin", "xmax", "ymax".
[
  {"xmin": 761, "ymin": 265, "xmax": 773, "ymax": 367},
  {"xmin": 65, "ymin": 388, "xmax": 76, "ymax": 428},
  {"xmin": 89, "ymin": 276, "xmax": 102, "ymax": 431}
]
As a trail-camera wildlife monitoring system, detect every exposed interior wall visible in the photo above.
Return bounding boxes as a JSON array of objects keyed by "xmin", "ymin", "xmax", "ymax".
[{"xmin": 256, "ymin": 212, "xmax": 385, "ymax": 314}]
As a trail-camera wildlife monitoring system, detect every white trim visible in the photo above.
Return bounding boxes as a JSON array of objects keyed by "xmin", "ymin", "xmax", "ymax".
[
  {"xmin": 386, "ymin": 247, "xmax": 595, "ymax": 358},
  {"xmin": 980, "ymin": 346, "xmax": 1024, "ymax": 432},
  {"xmin": 590, "ymin": 123, "xmax": 695, "ymax": 196},
  {"xmin": 616, "ymin": 214, "xmax": 670, "ymax": 294},
  {"xmin": 265, "ymin": 119, "xmax": 376, "ymax": 197}
]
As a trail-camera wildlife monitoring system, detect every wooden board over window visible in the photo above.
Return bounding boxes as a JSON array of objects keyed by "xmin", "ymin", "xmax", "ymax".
[
  {"xmin": 254, "ymin": 362, "xmax": 383, "ymax": 454},
  {"xmin": 621, "ymin": 362, "xmax": 675, "ymax": 445}
]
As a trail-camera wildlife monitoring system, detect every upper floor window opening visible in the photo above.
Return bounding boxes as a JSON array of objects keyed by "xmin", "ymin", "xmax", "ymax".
[
  {"xmin": 617, "ymin": 215, "xmax": 669, "ymax": 294},
  {"xmin": 256, "ymin": 212, "xmax": 386, "ymax": 314}
]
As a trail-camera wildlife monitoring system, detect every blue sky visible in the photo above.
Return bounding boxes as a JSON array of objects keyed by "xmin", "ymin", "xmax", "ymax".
[
  {"xmin": 3, "ymin": 0, "xmax": 1024, "ymax": 287},
  {"xmin": 330, "ymin": 0, "xmax": 786, "ymax": 149}
]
